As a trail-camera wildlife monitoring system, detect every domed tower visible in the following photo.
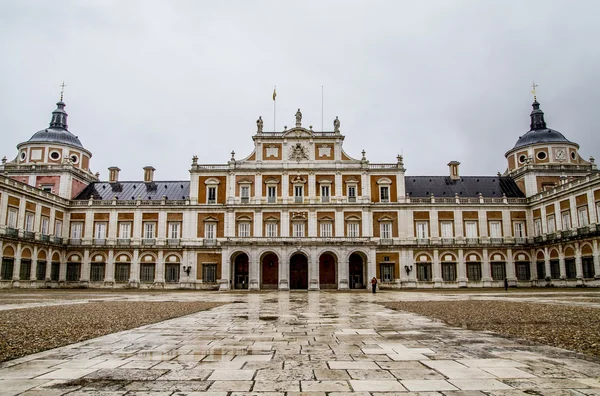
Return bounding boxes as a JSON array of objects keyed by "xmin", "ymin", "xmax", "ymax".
[
  {"xmin": 0, "ymin": 93, "xmax": 98, "ymax": 199},
  {"xmin": 505, "ymin": 96, "xmax": 596, "ymax": 197}
]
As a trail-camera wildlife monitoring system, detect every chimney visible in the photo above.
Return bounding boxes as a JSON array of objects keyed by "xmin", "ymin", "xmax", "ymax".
[
  {"xmin": 448, "ymin": 161, "xmax": 460, "ymax": 181},
  {"xmin": 143, "ymin": 166, "xmax": 155, "ymax": 183},
  {"xmin": 108, "ymin": 166, "xmax": 120, "ymax": 183}
]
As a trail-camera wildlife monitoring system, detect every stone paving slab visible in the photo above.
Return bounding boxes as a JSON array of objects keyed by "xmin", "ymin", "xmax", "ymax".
[{"xmin": 1, "ymin": 291, "xmax": 600, "ymax": 395}]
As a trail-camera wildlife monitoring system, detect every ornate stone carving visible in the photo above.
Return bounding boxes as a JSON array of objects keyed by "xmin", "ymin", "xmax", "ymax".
[
  {"xmin": 333, "ymin": 116, "xmax": 340, "ymax": 132},
  {"xmin": 289, "ymin": 142, "xmax": 309, "ymax": 162},
  {"xmin": 266, "ymin": 145, "xmax": 279, "ymax": 158},
  {"xmin": 256, "ymin": 116, "xmax": 263, "ymax": 133},
  {"xmin": 318, "ymin": 145, "xmax": 331, "ymax": 158}
]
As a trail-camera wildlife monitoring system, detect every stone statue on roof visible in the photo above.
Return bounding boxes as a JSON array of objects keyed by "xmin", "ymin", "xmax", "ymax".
[
  {"xmin": 333, "ymin": 116, "xmax": 340, "ymax": 132},
  {"xmin": 256, "ymin": 116, "xmax": 263, "ymax": 133},
  {"xmin": 295, "ymin": 109, "xmax": 302, "ymax": 127}
]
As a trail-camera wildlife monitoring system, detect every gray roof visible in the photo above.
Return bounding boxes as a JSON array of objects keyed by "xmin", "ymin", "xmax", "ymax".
[
  {"xmin": 405, "ymin": 176, "xmax": 525, "ymax": 198},
  {"xmin": 27, "ymin": 127, "xmax": 84, "ymax": 149},
  {"xmin": 75, "ymin": 181, "xmax": 191, "ymax": 201},
  {"xmin": 512, "ymin": 128, "xmax": 575, "ymax": 150}
]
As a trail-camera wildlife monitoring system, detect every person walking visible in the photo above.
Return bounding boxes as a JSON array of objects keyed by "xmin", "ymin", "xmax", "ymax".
[
  {"xmin": 504, "ymin": 277, "xmax": 509, "ymax": 291},
  {"xmin": 371, "ymin": 277, "xmax": 378, "ymax": 294}
]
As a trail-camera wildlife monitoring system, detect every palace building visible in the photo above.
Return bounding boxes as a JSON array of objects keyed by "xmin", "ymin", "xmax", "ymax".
[{"xmin": 0, "ymin": 93, "xmax": 599, "ymax": 290}]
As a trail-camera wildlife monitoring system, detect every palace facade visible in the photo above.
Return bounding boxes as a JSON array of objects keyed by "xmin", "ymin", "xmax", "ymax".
[{"xmin": 1, "ymin": 95, "xmax": 599, "ymax": 290}]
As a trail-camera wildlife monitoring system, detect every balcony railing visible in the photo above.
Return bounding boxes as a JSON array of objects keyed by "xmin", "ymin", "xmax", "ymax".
[
  {"xmin": 348, "ymin": 196, "xmax": 356, "ymax": 203},
  {"xmin": 69, "ymin": 238, "xmax": 82, "ymax": 245},
  {"xmin": 561, "ymin": 230, "xmax": 575, "ymax": 238},
  {"xmin": 167, "ymin": 239, "xmax": 181, "ymax": 246},
  {"xmin": 53, "ymin": 236, "xmax": 63, "ymax": 244},
  {"xmin": 267, "ymin": 196, "xmax": 276, "ymax": 203},
  {"xmin": 23, "ymin": 231, "xmax": 35, "ymax": 240},
  {"xmin": 207, "ymin": 199, "xmax": 216, "ymax": 204},
  {"xmin": 117, "ymin": 238, "xmax": 131, "ymax": 246},
  {"xmin": 241, "ymin": 197, "xmax": 249, "ymax": 204},
  {"xmin": 294, "ymin": 197, "xmax": 303, "ymax": 203},
  {"xmin": 321, "ymin": 196, "xmax": 330, "ymax": 203},
  {"xmin": 204, "ymin": 239, "xmax": 217, "ymax": 246},
  {"xmin": 490, "ymin": 237, "xmax": 503, "ymax": 245},
  {"xmin": 40, "ymin": 234, "xmax": 50, "ymax": 242},
  {"xmin": 6, "ymin": 227, "xmax": 18, "ymax": 238},
  {"xmin": 514, "ymin": 237, "xmax": 527, "ymax": 245},
  {"xmin": 380, "ymin": 238, "xmax": 393, "ymax": 245},
  {"xmin": 417, "ymin": 238, "xmax": 430, "ymax": 245},
  {"xmin": 441, "ymin": 238, "xmax": 454, "ymax": 245},
  {"xmin": 142, "ymin": 238, "xmax": 156, "ymax": 245},
  {"xmin": 466, "ymin": 237, "xmax": 479, "ymax": 245},
  {"xmin": 94, "ymin": 238, "xmax": 106, "ymax": 245},
  {"xmin": 533, "ymin": 236, "xmax": 544, "ymax": 243}
]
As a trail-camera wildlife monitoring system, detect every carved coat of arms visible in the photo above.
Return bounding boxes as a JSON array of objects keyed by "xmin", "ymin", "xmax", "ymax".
[{"xmin": 289, "ymin": 143, "xmax": 309, "ymax": 162}]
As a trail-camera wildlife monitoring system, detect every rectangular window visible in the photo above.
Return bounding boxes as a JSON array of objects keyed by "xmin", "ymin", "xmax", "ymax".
[
  {"xmin": 597, "ymin": 202, "xmax": 600, "ymax": 223},
  {"xmin": 417, "ymin": 263, "xmax": 432, "ymax": 281},
  {"xmin": 205, "ymin": 223, "xmax": 216, "ymax": 240},
  {"xmin": 467, "ymin": 263, "xmax": 482, "ymax": 281},
  {"xmin": 534, "ymin": 219, "xmax": 542, "ymax": 236},
  {"xmin": 347, "ymin": 223, "xmax": 359, "ymax": 238},
  {"xmin": 140, "ymin": 263, "xmax": 155, "ymax": 283},
  {"xmin": 380, "ymin": 263, "xmax": 394, "ymax": 282},
  {"xmin": 515, "ymin": 262, "xmax": 530, "ymax": 280},
  {"xmin": 320, "ymin": 222, "xmax": 332, "ymax": 237},
  {"xmin": 25, "ymin": 212, "xmax": 34, "ymax": 232},
  {"xmin": 267, "ymin": 186, "xmax": 277, "ymax": 203},
  {"xmin": 416, "ymin": 221, "xmax": 428, "ymax": 239},
  {"xmin": 238, "ymin": 222, "xmax": 250, "ymax": 237},
  {"xmin": 240, "ymin": 185, "xmax": 250, "ymax": 203},
  {"xmin": 491, "ymin": 262, "xmax": 506, "ymax": 280},
  {"xmin": 266, "ymin": 223, "xmax": 278, "ymax": 238},
  {"xmin": 465, "ymin": 221, "xmax": 478, "ymax": 238},
  {"xmin": 294, "ymin": 185, "xmax": 304, "ymax": 203},
  {"xmin": 320, "ymin": 185, "xmax": 330, "ymax": 203},
  {"xmin": 119, "ymin": 222, "xmax": 131, "ymax": 238},
  {"xmin": 380, "ymin": 186, "xmax": 390, "ymax": 202},
  {"xmin": 565, "ymin": 259, "xmax": 576, "ymax": 279},
  {"xmin": 50, "ymin": 262, "xmax": 60, "ymax": 281},
  {"xmin": 115, "ymin": 263, "xmax": 130, "ymax": 282},
  {"xmin": 143, "ymin": 222, "xmax": 156, "ymax": 239},
  {"xmin": 203, "ymin": 264, "xmax": 217, "ymax": 283},
  {"xmin": 36, "ymin": 261, "xmax": 46, "ymax": 281},
  {"xmin": 582, "ymin": 257, "xmax": 595, "ymax": 279},
  {"xmin": 1, "ymin": 258, "xmax": 14, "ymax": 280},
  {"xmin": 513, "ymin": 221, "xmax": 525, "ymax": 238},
  {"xmin": 550, "ymin": 259, "xmax": 560, "ymax": 279},
  {"xmin": 293, "ymin": 222, "xmax": 304, "ymax": 237},
  {"xmin": 94, "ymin": 222, "xmax": 107, "ymax": 239},
  {"xmin": 380, "ymin": 223, "xmax": 392, "ymax": 239},
  {"xmin": 41, "ymin": 217, "xmax": 50, "ymax": 236},
  {"xmin": 547, "ymin": 214, "xmax": 556, "ymax": 233},
  {"xmin": 440, "ymin": 221, "xmax": 453, "ymax": 238},
  {"xmin": 536, "ymin": 261, "xmax": 546, "ymax": 280},
  {"xmin": 348, "ymin": 185, "xmax": 357, "ymax": 202},
  {"xmin": 165, "ymin": 264, "xmax": 180, "ymax": 283},
  {"xmin": 489, "ymin": 221, "xmax": 502, "ymax": 238},
  {"xmin": 19, "ymin": 259, "xmax": 31, "ymax": 280},
  {"xmin": 561, "ymin": 211, "xmax": 571, "ymax": 230},
  {"xmin": 442, "ymin": 263, "xmax": 456, "ymax": 281},
  {"xmin": 70, "ymin": 222, "xmax": 83, "ymax": 239},
  {"xmin": 578, "ymin": 206, "xmax": 589, "ymax": 227},
  {"xmin": 66, "ymin": 263, "xmax": 81, "ymax": 282},
  {"xmin": 7, "ymin": 207, "xmax": 18, "ymax": 228},
  {"xmin": 168, "ymin": 222, "xmax": 181, "ymax": 239},
  {"xmin": 55, "ymin": 220, "xmax": 62, "ymax": 237},
  {"xmin": 90, "ymin": 263, "xmax": 105, "ymax": 282},
  {"xmin": 207, "ymin": 186, "xmax": 217, "ymax": 204}
]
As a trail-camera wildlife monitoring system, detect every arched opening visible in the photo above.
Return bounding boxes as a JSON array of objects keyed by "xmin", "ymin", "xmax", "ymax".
[
  {"xmin": 289, "ymin": 253, "xmax": 308, "ymax": 290},
  {"xmin": 349, "ymin": 252, "xmax": 365, "ymax": 289},
  {"xmin": 582, "ymin": 244, "xmax": 595, "ymax": 279},
  {"xmin": 564, "ymin": 247, "xmax": 576, "ymax": 279},
  {"xmin": 319, "ymin": 252, "xmax": 337, "ymax": 289},
  {"xmin": 549, "ymin": 249, "xmax": 560, "ymax": 279},
  {"xmin": 1, "ymin": 246, "xmax": 15, "ymax": 281},
  {"xmin": 514, "ymin": 252, "xmax": 531, "ymax": 281},
  {"xmin": 536, "ymin": 251, "xmax": 546, "ymax": 280},
  {"xmin": 233, "ymin": 252, "xmax": 249, "ymax": 289},
  {"xmin": 261, "ymin": 252, "xmax": 279, "ymax": 289}
]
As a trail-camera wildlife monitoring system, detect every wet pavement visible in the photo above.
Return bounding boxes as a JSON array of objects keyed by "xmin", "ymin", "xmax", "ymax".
[{"xmin": 1, "ymin": 290, "xmax": 600, "ymax": 395}]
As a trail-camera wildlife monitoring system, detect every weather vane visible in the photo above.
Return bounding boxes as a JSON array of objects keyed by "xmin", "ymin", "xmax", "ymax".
[
  {"xmin": 531, "ymin": 81, "xmax": 538, "ymax": 101},
  {"xmin": 60, "ymin": 81, "xmax": 67, "ymax": 101}
]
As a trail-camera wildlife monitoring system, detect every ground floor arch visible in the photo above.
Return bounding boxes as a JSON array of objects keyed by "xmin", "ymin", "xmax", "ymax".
[
  {"xmin": 319, "ymin": 252, "xmax": 337, "ymax": 289},
  {"xmin": 289, "ymin": 252, "xmax": 308, "ymax": 290},
  {"xmin": 349, "ymin": 252, "xmax": 366, "ymax": 289},
  {"xmin": 232, "ymin": 252, "xmax": 249, "ymax": 289},
  {"xmin": 261, "ymin": 252, "xmax": 279, "ymax": 289}
]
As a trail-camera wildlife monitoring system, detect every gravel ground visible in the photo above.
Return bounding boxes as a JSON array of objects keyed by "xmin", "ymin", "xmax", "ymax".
[
  {"xmin": 0, "ymin": 301, "xmax": 222, "ymax": 362},
  {"xmin": 382, "ymin": 300, "xmax": 600, "ymax": 358}
]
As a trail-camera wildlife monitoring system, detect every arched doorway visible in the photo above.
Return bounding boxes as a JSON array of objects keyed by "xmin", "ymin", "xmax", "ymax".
[
  {"xmin": 319, "ymin": 252, "xmax": 337, "ymax": 289},
  {"xmin": 261, "ymin": 252, "xmax": 279, "ymax": 289},
  {"xmin": 233, "ymin": 253, "xmax": 249, "ymax": 289},
  {"xmin": 290, "ymin": 253, "xmax": 308, "ymax": 290},
  {"xmin": 349, "ymin": 252, "xmax": 365, "ymax": 289}
]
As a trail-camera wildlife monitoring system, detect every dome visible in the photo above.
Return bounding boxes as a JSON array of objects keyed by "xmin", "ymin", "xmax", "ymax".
[
  {"xmin": 27, "ymin": 127, "xmax": 84, "ymax": 148},
  {"xmin": 512, "ymin": 128, "xmax": 575, "ymax": 150}
]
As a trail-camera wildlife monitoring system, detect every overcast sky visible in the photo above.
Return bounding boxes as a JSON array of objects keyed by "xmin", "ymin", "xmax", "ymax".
[{"xmin": 1, "ymin": 0, "xmax": 599, "ymax": 181}]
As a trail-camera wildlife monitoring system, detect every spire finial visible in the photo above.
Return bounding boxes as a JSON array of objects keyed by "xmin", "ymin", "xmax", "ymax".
[
  {"xmin": 531, "ymin": 81, "xmax": 538, "ymax": 101},
  {"xmin": 60, "ymin": 81, "xmax": 67, "ymax": 102}
]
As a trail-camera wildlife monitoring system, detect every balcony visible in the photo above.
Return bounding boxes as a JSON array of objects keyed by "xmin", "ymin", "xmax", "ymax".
[
  {"xmin": 533, "ymin": 236, "xmax": 544, "ymax": 244},
  {"xmin": 69, "ymin": 238, "xmax": 82, "ymax": 245},
  {"xmin": 167, "ymin": 239, "xmax": 181, "ymax": 246},
  {"xmin": 117, "ymin": 238, "xmax": 131, "ymax": 246},
  {"xmin": 94, "ymin": 238, "xmax": 106, "ymax": 245},
  {"xmin": 241, "ymin": 197, "xmax": 249, "ymax": 204},
  {"xmin": 514, "ymin": 237, "xmax": 527, "ymax": 245},
  {"xmin": 203, "ymin": 239, "xmax": 217, "ymax": 246},
  {"xmin": 441, "ymin": 238, "xmax": 454, "ymax": 245},
  {"xmin": 546, "ymin": 232, "xmax": 557, "ymax": 241},
  {"xmin": 142, "ymin": 238, "xmax": 156, "ymax": 246},
  {"xmin": 207, "ymin": 199, "xmax": 216, "ymax": 204},
  {"xmin": 23, "ymin": 231, "xmax": 35, "ymax": 240},
  {"xmin": 40, "ymin": 234, "xmax": 50, "ymax": 243},
  {"xmin": 53, "ymin": 236, "xmax": 63, "ymax": 244},
  {"xmin": 379, "ymin": 238, "xmax": 393, "ymax": 245},
  {"xmin": 6, "ymin": 227, "xmax": 18, "ymax": 238},
  {"xmin": 267, "ymin": 196, "xmax": 276, "ymax": 204},
  {"xmin": 294, "ymin": 196, "xmax": 303, "ymax": 204},
  {"xmin": 466, "ymin": 237, "xmax": 479, "ymax": 245},
  {"xmin": 348, "ymin": 196, "xmax": 356, "ymax": 203},
  {"xmin": 490, "ymin": 237, "xmax": 503, "ymax": 245},
  {"xmin": 416, "ymin": 238, "xmax": 430, "ymax": 245},
  {"xmin": 578, "ymin": 226, "xmax": 590, "ymax": 236},
  {"xmin": 561, "ymin": 229, "xmax": 575, "ymax": 239},
  {"xmin": 321, "ymin": 196, "xmax": 330, "ymax": 203}
]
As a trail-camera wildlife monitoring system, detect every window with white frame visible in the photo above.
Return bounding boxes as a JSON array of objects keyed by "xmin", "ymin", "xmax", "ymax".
[
  {"xmin": 380, "ymin": 263, "xmax": 394, "ymax": 282},
  {"xmin": 320, "ymin": 185, "xmax": 330, "ymax": 203},
  {"xmin": 238, "ymin": 222, "xmax": 250, "ymax": 237},
  {"xmin": 25, "ymin": 212, "xmax": 34, "ymax": 232},
  {"xmin": 379, "ymin": 186, "xmax": 390, "ymax": 203},
  {"xmin": 513, "ymin": 221, "xmax": 525, "ymax": 238},
  {"xmin": 347, "ymin": 185, "xmax": 357, "ymax": 202},
  {"xmin": 547, "ymin": 214, "xmax": 556, "ymax": 233},
  {"xmin": 267, "ymin": 185, "xmax": 277, "ymax": 203},
  {"xmin": 168, "ymin": 222, "xmax": 181, "ymax": 239},
  {"xmin": 578, "ymin": 206, "xmax": 589, "ymax": 227},
  {"xmin": 293, "ymin": 222, "xmax": 304, "ymax": 237},
  {"xmin": 440, "ymin": 221, "xmax": 453, "ymax": 238},
  {"xmin": 55, "ymin": 219, "xmax": 62, "ymax": 237},
  {"xmin": 94, "ymin": 222, "xmax": 107, "ymax": 239},
  {"xmin": 380, "ymin": 222, "xmax": 392, "ymax": 239},
  {"xmin": 320, "ymin": 222, "xmax": 332, "ymax": 237},
  {"xmin": 597, "ymin": 202, "xmax": 600, "ymax": 223},
  {"xmin": 70, "ymin": 222, "xmax": 83, "ymax": 239},
  {"xmin": 489, "ymin": 221, "xmax": 502, "ymax": 238},
  {"xmin": 207, "ymin": 186, "xmax": 217, "ymax": 204},
  {"xmin": 347, "ymin": 222, "xmax": 359, "ymax": 237},
  {"xmin": 534, "ymin": 219, "xmax": 542, "ymax": 236},
  {"xmin": 465, "ymin": 221, "xmax": 478, "ymax": 238},
  {"xmin": 266, "ymin": 222, "xmax": 278, "ymax": 237},
  {"xmin": 294, "ymin": 185, "xmax": 304, "ymax": 203},
  {"xmin": 203, "ymin": 264, "xmax": 217, "ymax": 283},
  {"xmin": 561, "ymin": 211, "xmax": 571, "ymax": 230},
  {"xmin": 240, "ymin": 185, "xmax": 250, "ymax": 203},
  {"xmin": 41, "ymin": 216, "xmax": 49, "ymax": 236},
  {"xmin": 143, "ymin": 222, "xmax": 156, "ymax": 239},
  {"xmin": 205, "ymin": 222, "xmax": 216, "ymax": 240},
  {"xmin": 416, "ymin": 221, "xmax": 428, "ymax": 239},
  {"xmin": 7, "ymin": 207, "xmax": 18, "ymax": 228},
  {"xmin": 119, "ymin": 222, "xmax": 131, "ymax": 238}
]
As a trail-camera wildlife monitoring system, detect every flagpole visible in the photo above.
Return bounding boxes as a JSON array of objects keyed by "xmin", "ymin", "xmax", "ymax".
[
  {"xmin": 273, "ymin": 85, "xmax": 276, "ymax": 132},
  {"xmin": 321, "ymin": 85, "xmax": 324, "ymax": 132}
]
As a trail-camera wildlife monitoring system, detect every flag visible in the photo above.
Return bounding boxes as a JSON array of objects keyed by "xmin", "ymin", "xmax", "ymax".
[{"xmin": 272, "ymin": 87, "xmax": 276, "ymax": 101}]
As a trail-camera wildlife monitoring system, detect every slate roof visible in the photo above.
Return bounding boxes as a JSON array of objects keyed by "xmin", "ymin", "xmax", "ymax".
[
  {"xmin": 27, "ymin": 127, "xmax": 84, "ymax": 149},
  {"xmin": 405, "ymin": 176, "xmax": 525, "ymax": 198},
  {"xmin": 75, "ymin": 181, "xmax": 191, "ymax": 201},
  {"xmin": 512, "ymin": 128, "xmax": 574, "ymax": 150}
]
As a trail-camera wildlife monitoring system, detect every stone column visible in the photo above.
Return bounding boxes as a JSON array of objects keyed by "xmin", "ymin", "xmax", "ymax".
[
  {"xmin": 575, "ymin": 242, "xmax": 584, "ymax": 285},
  {"xmin": 131, "ymin": 249, "xmax": 140, "ymax": 286},
  {"xmin": 279, "ymin": 247, "xmax": 289, "ymax": 290},
  {"xmin": 282, "ymin": 173, "xmax": 289, "ymax": 202},
  {"xmin": 506, "ymin": 248, "xmax": 515, "ymax": 282},
  {"xmin": 368, "ymin": 249, "xmax": 377, "ymax": 284},
  {"xmin": 457, "ymin": 248, "xmax": 467, "ymax": 286},
  {"xmin": 81, "ymin": 249, "xmax": 90, "ymax": 285},
  {"xmin": 482, "ymin": 248, "xmax": 491, "ymax": 286},
  {"xmin": 338, "ymin": 247, "xmax": 348, "ymax": 289},
  {"xmin": 255, "ymin": 174, "xmax": 262, "ymax": 202},
  {"xmin": 12, "ymin": 243, "xmax": 21, "ymax": 283},
  {"xmin": 593, "ymin": 240, "xmax": 600, "ymax": 279},
  {"xmin": 309, "ymin": 246, "xmax": 319, "ymax": 290},
  {"xmin": 30, "ymin": 245, "xmax": 38, "ymax": 282},
  {"xmin": 544, "ymin": 246, "xmax": 551, "ymax": 280},
  {"xmin": 254, "ymin": 211, "xmax": 262, "ymax": 237},
  {"xmin": 249, "ymin": 246, "xmax": 259, "ymax": 290},
  {"xmin": 106, "ymin": 249, "xmax": 115, "ymax": 283},
  {"xmin": 219, "ymin": 247, "xmax": 231, "ymax": 290},
  {"xmin": 559, "ymin": 246, "xmax": 566, "ymax": 280},
  {"xmin": 155, "ymin": 250, "xmax": 164, "ymax": 285},
  {"xmin": 281, "ymin": 211, "xmax": 290, "ymax": 237},
  {"xmin": 433, "ymin": 249, "xmax": 442, "ymax": 287}
]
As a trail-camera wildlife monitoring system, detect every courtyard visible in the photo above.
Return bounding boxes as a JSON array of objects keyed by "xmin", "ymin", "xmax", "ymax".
[{"xmin": 0, "ymin": 289, "xmax": 599, "ymax": 395}]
